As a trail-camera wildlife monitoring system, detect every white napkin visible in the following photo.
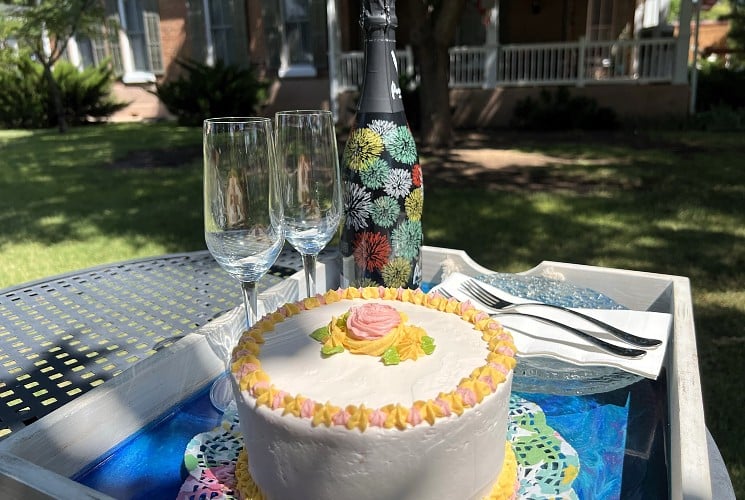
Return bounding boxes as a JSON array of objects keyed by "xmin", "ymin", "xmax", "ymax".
[{"xmin": 432, "ymin": 272, "xmax": 672, "ymax": 380}]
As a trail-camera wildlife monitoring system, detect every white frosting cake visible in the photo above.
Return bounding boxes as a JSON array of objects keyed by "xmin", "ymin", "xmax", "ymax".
[{"xmin": 230, "ymin": 287, "xmax": 517, "ymax": 500}]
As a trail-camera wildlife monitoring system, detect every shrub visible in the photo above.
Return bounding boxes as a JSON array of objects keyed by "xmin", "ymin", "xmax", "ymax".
[
  {"xmin": 155, "ymin": 59, "xmax": 270, "ymax": 126},
  {"xmin": 695, "ymin": 64, "xmax": 745, "ymax": 113},
  {"xmin": 510, "ymin": 87, "xmax": 619, "ymax": 131},
  {"xmin": 52, "ymin": 60, "xmax": 128, "ymax": 126},
  {"xmin": 0, "ymin": 53, "xmax": 46, "ymax": 129},
  {"xmin": 0, "ymin": 55, "xmax": 127, "ymax": 129},
  {"xmin": 689, "ymin": 105, "xmax": 745, "ymax": 131}
]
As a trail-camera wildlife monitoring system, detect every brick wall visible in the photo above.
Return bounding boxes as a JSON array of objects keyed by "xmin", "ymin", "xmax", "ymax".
[{"xmin": 157, "ymin": 0, "xmax": 189, "ymax": 81}]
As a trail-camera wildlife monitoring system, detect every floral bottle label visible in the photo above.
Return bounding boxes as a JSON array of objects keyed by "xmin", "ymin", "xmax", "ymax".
[{"xmin": 340, "ymin": 111, "xmax": 423, "ymax": 288}]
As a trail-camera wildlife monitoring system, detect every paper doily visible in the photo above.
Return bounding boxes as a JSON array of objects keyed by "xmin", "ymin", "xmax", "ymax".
[
  {"xmin": 176, "ymin": 405, "xmax": 242, "ymax": 499},
  {"xmin": 176, "ymin": 395, "xmax": 579, "ymax": 500}
]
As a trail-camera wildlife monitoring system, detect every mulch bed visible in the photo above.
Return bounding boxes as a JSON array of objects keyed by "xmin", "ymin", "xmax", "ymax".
[{"xmin": 106, "ymin": 146, "xmax": 201, "ymax": 169}]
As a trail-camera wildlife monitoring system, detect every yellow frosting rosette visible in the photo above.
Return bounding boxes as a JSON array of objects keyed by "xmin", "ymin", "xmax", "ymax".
[{"xmin": 312, "ymin": 302, "xmax": 434, "ymax": 364}]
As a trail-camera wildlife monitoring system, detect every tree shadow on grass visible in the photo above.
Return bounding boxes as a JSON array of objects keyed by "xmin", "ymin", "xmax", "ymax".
[
  {"xmin": 105, "ymin": 146, "xmax": 201, "ymax": 169},
  {"xmin": 0, "ymin": 124, "xmax": 205, "ymax": 256}
]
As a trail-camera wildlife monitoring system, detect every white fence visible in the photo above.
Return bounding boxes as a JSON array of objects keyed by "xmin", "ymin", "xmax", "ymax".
[
  {"xmin": 338, "ymin": 38, "xmax": 676, "ymax": 90},
  {"xmin": 338, "ymin": 47, "xmax": 415, "ymax": 90}
]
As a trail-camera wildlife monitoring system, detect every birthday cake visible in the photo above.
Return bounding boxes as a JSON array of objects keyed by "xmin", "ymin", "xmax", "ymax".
[{"xmin": 229, "ymin": 287, "xmax": 518, "ymax": 500}]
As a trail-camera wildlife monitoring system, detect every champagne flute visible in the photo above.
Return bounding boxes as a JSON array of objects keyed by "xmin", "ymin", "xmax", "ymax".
[
  {"xmin": 275, "ymin": 110, "xmax": 342, "ymax": 298},
  {"xmin": 203, "ymin": 117, "xmax": 284, "ymax": 410}
]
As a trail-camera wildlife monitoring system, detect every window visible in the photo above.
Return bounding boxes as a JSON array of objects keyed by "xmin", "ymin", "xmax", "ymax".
[
  {"xmin": 122, "ymin": 0, "xmax": 163, "ymax": 73},
  {"xmin": 69, "ymin": 0, "xmax": 160, "ymax": 82},
  {"xmin": 587, "ymin": 0, "xmax": 615, "ymax": 41},
  {"xmin": 274, "ymin": 0, "xmax": 327, "ymax": 78},
  {"xmin": 209, "ymin": 1, "xmax": 234, "ymax": 65},
  {"xmin": 186, "ymin": 0, "xmax": 249, "ymax": 67},
  {"xmin": 76, "ymin": 35, "xmax": 107, "ymax": 68},
  {"xmin": 106, "ymin": 15, "xmax": 124, "ymax": 75},
  {"xmin": 282, "ymin": 0, "xmax": 313, "ymax": 66}
]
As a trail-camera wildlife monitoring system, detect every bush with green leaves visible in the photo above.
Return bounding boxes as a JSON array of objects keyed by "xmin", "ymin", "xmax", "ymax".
[
  {"xmin": 0, "ymin": 53, "xmax": 46, "ymax": 129},
  {"xmin": 510, "ymin": 87, "xmax": 619, "ymax": 131},
  {"xmin": 689, "ymin": 105, "xmax": 745, "ymax": 131},
  {"xmin": 696, "ymin": 63, "xmax": 745, "ymax": 113},
  {"xmin": 0, "ymin": 55, "xmax": 127, "ymax": 129},
  {"xmin": 155, "ymin": 59, "xmax": 270, "ymax": 126},
  {"xmin": 52, "ymin": 60, "xmax": 128, "ymax": 126}
]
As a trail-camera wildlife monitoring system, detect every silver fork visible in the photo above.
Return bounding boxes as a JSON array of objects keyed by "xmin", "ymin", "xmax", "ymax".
[
  {"xmin": 436, "ymin": 287, "xmax": 646, "ymax": 359},
  {"xmin": 460, "ymin": 279, "xmax": 661, "ymax": 348}
]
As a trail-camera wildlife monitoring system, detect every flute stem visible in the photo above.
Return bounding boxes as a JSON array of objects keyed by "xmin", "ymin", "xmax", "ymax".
[
  {"xmin": 302, "ymin": 253, "xmax": 318, "ymax": 298},
  {"xmin": 240, "ymin": 280, "xmax": 258, "ymax": 329}
]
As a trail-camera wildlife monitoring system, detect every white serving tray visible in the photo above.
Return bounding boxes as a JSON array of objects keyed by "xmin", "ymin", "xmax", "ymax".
[{"xmin": 0, "ymin": 246, "xmax": 712, "ymax": 499}]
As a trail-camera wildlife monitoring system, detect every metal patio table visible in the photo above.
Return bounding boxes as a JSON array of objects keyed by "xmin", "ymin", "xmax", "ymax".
[
  {"xmin": 0, "ymin": 246, "xmax": 735, "ymax": 499},
  {"xmin": 0, "ymin": 246, "xmax": 305, "ymax": 441}
]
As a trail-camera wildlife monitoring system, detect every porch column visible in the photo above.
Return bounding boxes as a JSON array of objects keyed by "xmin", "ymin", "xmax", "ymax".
[
  {"xmin": 484, "ymin": 0, "xmax": 499, "ymax": 88},
  {"xmin": 673, "ymin": 0, "xmax": 693, "ymax": 84},
  {"xmin": 202, "ymin": 0, "xmax": 214, "ymax": 66},
  {"xmin": 327, "ymin": 0, "xmax": 341, "ymax": 121}
]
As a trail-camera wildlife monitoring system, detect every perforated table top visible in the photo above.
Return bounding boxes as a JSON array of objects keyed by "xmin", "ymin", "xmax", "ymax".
[{"xmin": 0, "ymin": 247, "xmax": 304, "ymax": 440}]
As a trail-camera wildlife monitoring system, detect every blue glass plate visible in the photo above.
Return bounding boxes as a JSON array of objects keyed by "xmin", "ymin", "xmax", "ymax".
[{"xmin": 476, "ymin": 272, "xmax": 643, "ymax": 396}]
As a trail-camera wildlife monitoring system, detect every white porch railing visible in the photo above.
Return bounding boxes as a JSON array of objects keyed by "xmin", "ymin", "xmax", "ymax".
[
  {"xmin": 338, "ymin": 47, "xmax": 415, "ymax": 90},
  {"xmin": 338, "ymin": 38, "xmax": 676, "ymax": 90}
]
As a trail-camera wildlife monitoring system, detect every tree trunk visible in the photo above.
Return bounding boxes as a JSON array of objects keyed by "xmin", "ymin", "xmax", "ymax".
[
  {"xmin": 42, "ymin": 62, "xmax": 67, "ymax": 133},
  {"xmin": 422, "ymin": 41, "xmax": 453, "ymax": 148},
  {"xmin": 401, "ymin": 0, "xmax": 465, "ymax": 149}
]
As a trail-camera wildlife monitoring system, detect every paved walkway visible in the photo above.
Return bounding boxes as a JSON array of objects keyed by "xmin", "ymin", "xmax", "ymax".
[{"xmin": 421, "ymin": 131, "xmax": 628, "ymax": 193}]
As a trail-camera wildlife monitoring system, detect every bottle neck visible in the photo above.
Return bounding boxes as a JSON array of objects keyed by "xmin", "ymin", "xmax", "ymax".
[{"xmin": 357, "ymin": 25, "xmax": 404, "ymax": 114}]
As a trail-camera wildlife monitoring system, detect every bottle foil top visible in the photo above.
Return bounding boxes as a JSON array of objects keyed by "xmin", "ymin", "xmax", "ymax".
[{"xmin": 361, "ymin": 0, "xmax": 398, "ymax": 29}]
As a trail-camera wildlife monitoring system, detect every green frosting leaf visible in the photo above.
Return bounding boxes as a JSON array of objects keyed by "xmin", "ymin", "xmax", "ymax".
[
  {"xmin": 332, "ymin": 312, "xmax": 349, "ymax": 327},
  {"xmin": 310, "ymin": 326, "xmax": 330, "ymax": 342},
  {"xmin": 382, "ymin": 346, "xmax": 401, "ymax": 365},
  {"xmin": 321, "ymin": 344, "xmax": 344, "ymax": 356},
  {"xmin": 184, "ymin": 454, "xmax": 198, "ymax": 472},
  {"xmin": 421, "ymin": 336, "xmax": 436, "ymax": 355}
]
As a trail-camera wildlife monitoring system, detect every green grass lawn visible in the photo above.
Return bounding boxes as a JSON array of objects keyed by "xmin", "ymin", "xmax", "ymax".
[
  {"xmin": 1, "ymin": 123, "xmax": 743, "ymax": 496},
  {"xmin": 0, "ymin": 123, "xmax": 204, "ymax": 286}
]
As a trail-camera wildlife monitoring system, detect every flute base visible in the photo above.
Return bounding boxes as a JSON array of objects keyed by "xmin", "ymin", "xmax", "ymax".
[{"xmin": 209, "ymin": 371, "xmax": 234, "ymax": 412}]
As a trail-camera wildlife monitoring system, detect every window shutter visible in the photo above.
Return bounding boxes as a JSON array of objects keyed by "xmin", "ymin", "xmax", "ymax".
[
  {"xmin": 310, "ymin": 0, "xmax": 327, "ymax": 70},
  {"xmin": 187, "ymin": 0, "xmax": 207, "ymax": 64},
  {"xmin": 209, "ymin": 0, "xmax": 238, "ymax": 66},
  {"xmin": 229, "ymin": 0, "xmax": 250, "ymax": 67},
  {"xmin": 104, "ymin": 0, "xmax": 124, "ymax": 75},
  {"xmin": 92, "ymin": 36, "xmax": 108, "ymax": 66},
  {"xmin": 143, "ymin": 0, "xmax": 163, "ymax": 72},
  {"xmin": 263, "ymin": 0, "xmax": 282, "ymax": 70}
]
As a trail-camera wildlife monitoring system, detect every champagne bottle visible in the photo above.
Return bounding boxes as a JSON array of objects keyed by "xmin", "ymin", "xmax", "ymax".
[{"xmin": 339, "ymin": 0, "xmax": 423, "ymax": 289}]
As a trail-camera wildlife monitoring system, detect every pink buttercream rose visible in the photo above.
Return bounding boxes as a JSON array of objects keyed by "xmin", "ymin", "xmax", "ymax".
[
  {"xmin": 434, "ymin": 398, "xmax": 452, "ymax": 417},
  {"xmin": 456, "ymin": 387, "xmax": 477, "ymax": 406},
  {"xmin": 407, "ymin": 407, "xmax": 423, "ymax": 426},
  {"xmin": 480, "ymin": 375, "xmax": 496, "ymax": 391},
  {"xmin": 239, "ymin": 363, "xmax": 259, "ymax": 378},
  {"xmin": 271, "ymin": 391, "xmax": 288, "ymax": 410},
  {"xmin": 489, "ymin": 362, "xmax": 509, "ymax": 375},
  {"xmin": 474, "ymin": 311, "xmax": 489, "ymax": 322},
  {"xmin": 332, "ymin": 409, "xmax": 350, "ymax": 426},
  {"xmin": 300, "ymin": 399, "xmax": 316, "ymax": 418},
  {"xmin": 346, "ymin": 303, "xmax": 401, "ymax": 340},
  {"xmin": 497, "ymin": 345, "xmax": 516, "ymax": 357},
  {"xmin": 369, "ymin": 409, "xmax": 388, "ymax": 427}
]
